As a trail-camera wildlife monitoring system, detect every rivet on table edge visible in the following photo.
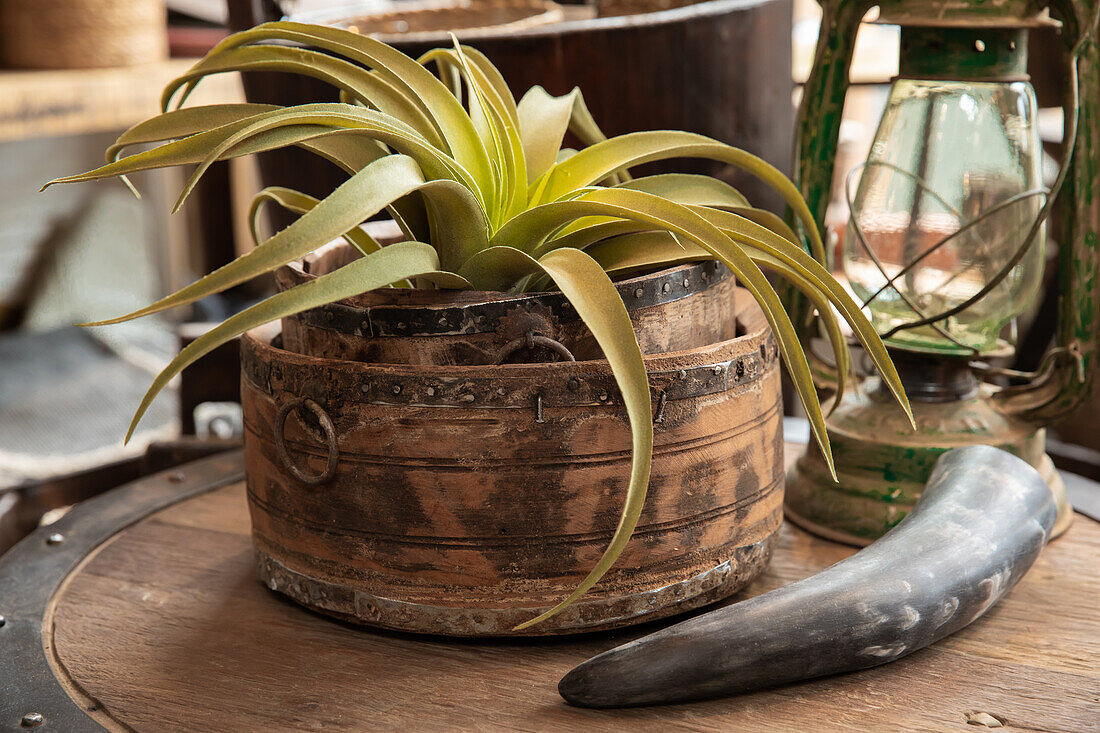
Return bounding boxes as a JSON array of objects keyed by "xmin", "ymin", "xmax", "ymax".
[{"xmin": 21, "ymin": 712, "xmax": 44, "ymax": 728}]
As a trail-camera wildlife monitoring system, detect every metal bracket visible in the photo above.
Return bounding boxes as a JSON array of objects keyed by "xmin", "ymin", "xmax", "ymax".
[
  {"xmin": 274, "ymin": 398, "xmax": 339, "ymax": 486},
  {"xmin": 494, "ymin": 332, "xmax": 576, "ymax": 365}
]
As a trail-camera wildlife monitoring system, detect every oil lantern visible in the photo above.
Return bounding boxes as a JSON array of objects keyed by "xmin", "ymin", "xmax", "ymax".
[{"xmin": 786, "ymin": 0, "xmax": 1100, "ymax": 544}]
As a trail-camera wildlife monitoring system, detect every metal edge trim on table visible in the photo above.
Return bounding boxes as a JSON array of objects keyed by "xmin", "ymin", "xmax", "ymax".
[{"xmin": 0, "ymin": 451, "xmax": 245, "ymax": 733}]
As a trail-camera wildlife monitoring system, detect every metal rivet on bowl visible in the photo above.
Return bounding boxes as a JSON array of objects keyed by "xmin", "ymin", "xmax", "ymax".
[
  {"xmin": 46, "ymin": 533, "xmax": 64, "ymax": 546},
  {"xmin": 392, "ymin": 385, "xmax": 402, "ymax": 394},
  {"xmin": 461, "ymin": 394, "xmax": 475, "ymax": 403},
  {"xmin": 568, "ymin": 378, "xmax": 581, "ymax": 391},
  {"xmin": 679, "ymin": 369, "xmax": 688, "ymax": 380},
  {"xmin": 714, "ymin": 365, "xmax": 723, "ymax": 375},
  {"xmin": 662, "ymin": 282, "xmax": 671, "ymax": 293},
  {"xmin": 21, "ymin": 713, "xmax": 44, "ymax": 728},
  {"xmin": 634, "ymin": 287, "xmax": 644, "ymax": 299},
  {"xmin": 426, "ymin": 387, "xmax": 436, "ymax": 397},
  {"xmin": 682, "ymin": 278, "xmax": 690, "ymax": 288}
]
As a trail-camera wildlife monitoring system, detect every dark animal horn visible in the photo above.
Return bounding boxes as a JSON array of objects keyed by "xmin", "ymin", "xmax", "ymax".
[{"xmin": 559, "ymin": 445, "xmax": 1057, "ymax": 708}]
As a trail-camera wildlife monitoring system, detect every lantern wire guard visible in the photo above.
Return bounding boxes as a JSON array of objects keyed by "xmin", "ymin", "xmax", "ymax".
[{"xmin": 840, "ymin": 26, "xmax": 1085, "ymax": 355}]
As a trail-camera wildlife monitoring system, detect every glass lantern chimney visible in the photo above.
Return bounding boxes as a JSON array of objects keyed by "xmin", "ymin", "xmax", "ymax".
[{"xmin": 841, "ymin": 26, "xmax": 1046, "ymax": 356}]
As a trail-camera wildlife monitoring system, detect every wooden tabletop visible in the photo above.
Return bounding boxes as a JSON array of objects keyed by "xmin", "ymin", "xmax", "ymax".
[{"xmin": 43, "ymin": 447, "xmax": 1099, "ymax": 732}]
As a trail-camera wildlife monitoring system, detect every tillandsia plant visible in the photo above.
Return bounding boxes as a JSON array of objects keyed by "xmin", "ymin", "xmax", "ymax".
[{"xmin": 45, "ymin": 21, "xmax": 911, "ymax": 629}]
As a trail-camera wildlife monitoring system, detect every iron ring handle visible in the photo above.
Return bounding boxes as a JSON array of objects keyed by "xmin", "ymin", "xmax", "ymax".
[
  {"xmin": 494, "ymin": 331, "xmax": 576, "ymax": 365},
  {"xmin": 274, "ymin": 397, "xmax": 339, "ymax": 486}
]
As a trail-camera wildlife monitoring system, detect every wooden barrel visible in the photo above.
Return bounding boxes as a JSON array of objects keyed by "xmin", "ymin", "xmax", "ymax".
[
  {"xmin": 242, "ymin": 287, "xmax": 784, "ymax": 635},
  {"xmin": 277, "ymin": 243, "xmax": 738, "ymax": 365},
  {"xmin": 3, "ymin": 448, "xmax": 1095, "ymax": 730}
]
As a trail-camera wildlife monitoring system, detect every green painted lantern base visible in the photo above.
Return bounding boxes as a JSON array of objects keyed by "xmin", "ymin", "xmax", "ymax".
[{"xmin": 786, "ymin": 380, "xmax": 1074, "ymax": 547}]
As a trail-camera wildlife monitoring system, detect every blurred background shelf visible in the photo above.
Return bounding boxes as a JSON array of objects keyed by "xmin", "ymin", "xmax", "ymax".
[{"xmin": 0, "ymin": 59, "xmax": 242, "ymax": 143}]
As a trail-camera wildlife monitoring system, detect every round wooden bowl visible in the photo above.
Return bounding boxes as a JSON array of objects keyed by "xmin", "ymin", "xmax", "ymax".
[
  {"xmin": 241, "ymin": 286, "xmax": 783, "ymax": 636},
  {"xmin": 277, "ymin": 242, "xmax": 739, "ymax": 365},
  {"xmin": 310, "ymin": 0, "xmax": 567, "ymax": 43}
]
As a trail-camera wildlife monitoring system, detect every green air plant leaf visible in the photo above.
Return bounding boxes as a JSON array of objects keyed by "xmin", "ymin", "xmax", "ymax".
[
  {"xmin": 46, "ymin": 105, "xmax": 472, "ymax": 196},
  {"xmin": 104, "ymin": 103, "xmax": 280, "ymax": 196},
  {"xmin": 614, "ymin": 173, "xmax": 750, "ymax": 209},
  {"xmin": 48, "ymin": 25, "xmax": 908, "ymax": 630},
  {"xmin": 102, "ymin": 103, "xmax": 396, "ymax": 190},
  {"xmin": 517, "ymin": 86, "xmax": 582, "ymax": 185},
  {"xmin": 687, "ymin": 206, "xmax": 910, "ymax": 422},
  {"xmin": 517, "ymin": 87, "xmax": 625, "ymax": 190},
  {"xmin": 99, "ymin": 103, "xmax": 433, "ymax": 244},
  {"xmin": 163, "ymin": 44, "xmax": 447, "ymax": 149},
  {"xmin": 76, "ymin": 154, "xmax": 443, "ymax": 326},
  {"xmin": 492, "ymin": 188, "xmax": 838, "ymax": 474},
  {"xmin": 585, "ymin": 231, "xmax": 853, "ymax": 411},
  {"xmin": 166, "ymin": 106, "xmax": 467, "ymax": 213},
  {"xmin": 165, "ymin": 22, "xmax": 495, "ymax": 205},
  {"xmin": 124, "ymin": 242, "xmax": 471, "ymax": 442},
  {"xmin": 422, "ymin": 41, "xmax": 528, "ymax": 226},
  {"xmin": 535, "ymin": 130, "xmax": 828, "ymax": 264},
  {"xmin": 248, "ymin": 186, "xmax": 384, "ymax": 257},
  {"xmin": 456, "ymin": 245, "xmax": 653, "ymax": 631}
]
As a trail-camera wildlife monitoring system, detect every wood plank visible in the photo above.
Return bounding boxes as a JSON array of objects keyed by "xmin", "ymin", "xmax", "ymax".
[
  {"xmin": 47, "ymin": 448, "xmax": 1100, "ymax": 732},
  {"xmin": 0, "ymin": 60, "xmax": 243, "ymax": 143}
]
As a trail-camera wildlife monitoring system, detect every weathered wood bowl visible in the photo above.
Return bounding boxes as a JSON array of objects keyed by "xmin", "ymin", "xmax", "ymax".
[
  {"xmin": 312, "ymin": 0, "xmax": 566, "ymax": 42},
  {"xmin": 277, "ymin": 242, "xmax": 738, "ymax": 365},
  {"xmin": 241, "ymin": 287, "xmax": 784, "ymax": 636}
]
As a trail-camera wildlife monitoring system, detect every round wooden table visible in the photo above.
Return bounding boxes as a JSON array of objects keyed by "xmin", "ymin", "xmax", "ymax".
[{"xmin": 1, "ymin": 448, "xmax": 1097, "ymax": 732}]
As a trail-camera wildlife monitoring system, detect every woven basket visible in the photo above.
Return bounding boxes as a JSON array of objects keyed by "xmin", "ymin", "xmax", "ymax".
[
  {"xmin": 300, "ymin": 0, "xmax": 564, "ymax": 44},
  {"xmin": 1, "ymin": 0, "xmax": 167, "ymax": 69}
]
